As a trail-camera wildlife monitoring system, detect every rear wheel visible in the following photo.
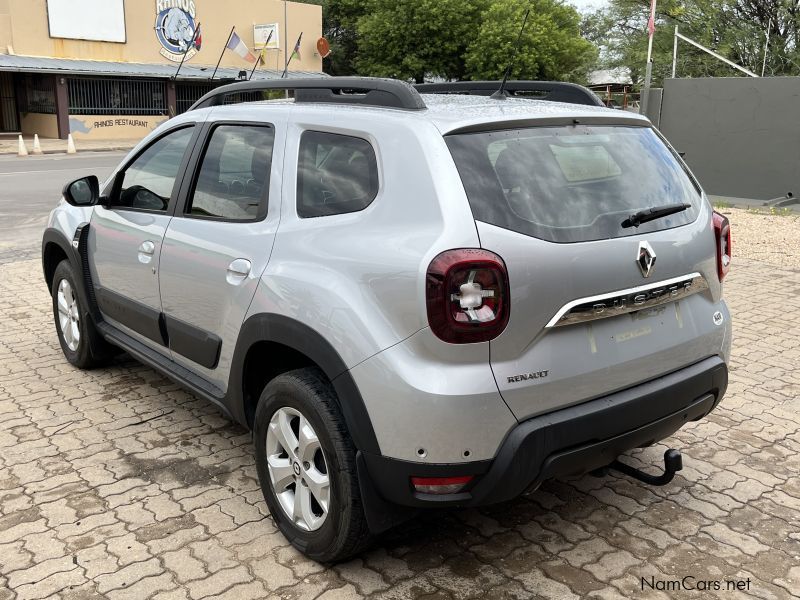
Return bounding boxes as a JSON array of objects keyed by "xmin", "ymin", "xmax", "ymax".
[{"xmin": 253, "ymin": 367, "xmax": 372, "ymax": 562}]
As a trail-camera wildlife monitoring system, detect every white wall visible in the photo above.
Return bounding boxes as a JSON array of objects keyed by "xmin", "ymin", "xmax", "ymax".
[{"xmin": 47, "ymin": 0, "xmax": 126, "ymax": 43}]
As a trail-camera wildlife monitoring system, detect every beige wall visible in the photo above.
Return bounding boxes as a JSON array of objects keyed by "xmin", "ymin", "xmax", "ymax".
[
  {"xmin": 21, "ymin": 112, "xmax": 170, "ymax": 140},
  {"xmin": 68, "ymin": 114, "xmax": 169, "ymax": 140},
  {"xmin": 0, "ymin": 0, "xmax": 11, "ymax": 54},
  {"xmin": 20, "ymin": 112, "xmax": 58, "ymax": 138},
  {"xmin": 0, "ymin": 0, "xmax": 322, "ymax": 73}
]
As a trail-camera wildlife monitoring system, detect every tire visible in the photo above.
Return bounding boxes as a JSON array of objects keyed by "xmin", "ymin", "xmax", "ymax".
[
  {"xmin": 51, "ymin": 260, "xmax": 112, "ymax": 369},
  {"xmin": 253, "ymin": 367, "xmax": 372, "ymax": 562}
]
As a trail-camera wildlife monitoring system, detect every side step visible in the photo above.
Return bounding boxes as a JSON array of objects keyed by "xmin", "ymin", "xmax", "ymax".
[
  {"xmin": 96, "ymin": 321, "xmax": 231, "ymax": 419},
  {"xmin": 594, "ymin": 449, "xmax": 684, "ymax": 486}
]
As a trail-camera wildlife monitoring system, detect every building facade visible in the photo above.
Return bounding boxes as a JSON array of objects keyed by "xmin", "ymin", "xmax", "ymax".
[{"xmin": 0, "ymin": 0, "xmax": 323, "ymax": 139}]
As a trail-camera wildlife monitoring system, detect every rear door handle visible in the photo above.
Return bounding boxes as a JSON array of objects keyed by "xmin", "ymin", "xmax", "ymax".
[
  {"xmin": 226, "ymin": 258, "xmax": 252, "ymax": 284},
  {"xmin": 137, "ymin": 240, "xmax": 156, "ymax": 264}
]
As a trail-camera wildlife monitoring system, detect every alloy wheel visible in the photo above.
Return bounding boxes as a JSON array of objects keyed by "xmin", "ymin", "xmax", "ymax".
[
  {"xmin": 266, "ymin": 406, "xmax": 330, "ymax": 531},
  {"xmin": 57, "ymin": 279, "xmax": 80, "ymax": 352}
]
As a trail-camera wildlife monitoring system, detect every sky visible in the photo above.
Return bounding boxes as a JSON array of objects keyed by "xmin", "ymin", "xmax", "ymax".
[{"xmin": 568, "ymin": 0, "xmax": 609, "ymax": 12}]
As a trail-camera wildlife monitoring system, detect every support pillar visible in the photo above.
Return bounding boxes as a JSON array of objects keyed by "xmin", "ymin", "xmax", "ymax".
[
  {"xmin": 55, "ymin": 76, "xmax": 69, "ymax": 140},
  {"xmin": 166, "ymin": 80, "xmax": 177, "ymax": 117}
]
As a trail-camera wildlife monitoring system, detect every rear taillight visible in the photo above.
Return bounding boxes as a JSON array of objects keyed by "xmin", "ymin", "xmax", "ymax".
[
  {"xmin": 411, "ymin": 475, "xmax": 474, "ymax": 495},
  {"xmin": 712, "ymin": 212, "xmax": 732, "ymax": 281},
  {"xmin": 426, "ymin": 249, "xmax": 510, "ymax": 344}
]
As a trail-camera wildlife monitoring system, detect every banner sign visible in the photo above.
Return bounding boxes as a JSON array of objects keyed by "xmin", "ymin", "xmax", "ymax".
[
  {"xmin": 47, "ymin": 0, "xmax": 126, "ymax": 43},
  {"xmin": 155, "ymin": 0, "xmax": 200, "ymax": 62},
  {"xmin": 254, "ymin": 23, "xmax": 280, "ymax": 49}
]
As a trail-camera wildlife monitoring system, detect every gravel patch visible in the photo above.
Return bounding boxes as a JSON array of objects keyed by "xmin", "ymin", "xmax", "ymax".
[{"xmin": 716, "ymin": 207, "xmax": 800, "ymax": 270}]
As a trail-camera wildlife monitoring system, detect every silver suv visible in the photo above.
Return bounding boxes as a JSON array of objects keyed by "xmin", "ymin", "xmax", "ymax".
[{"xmin": 42, "ymin": 78, "xmax": 732, "ymax": 562}]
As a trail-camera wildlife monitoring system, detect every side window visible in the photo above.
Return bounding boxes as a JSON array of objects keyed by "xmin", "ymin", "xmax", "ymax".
[
  {"xmin": 297, "ymin": 131, "xmax": 379, "ymax": 218},
  {"xmin": 116, "ymin": 126, "xmax": 194, "ymax": 212},
  {"xmin": 187, "ymin": 125, "xmax": 275, "ymax": 221}
]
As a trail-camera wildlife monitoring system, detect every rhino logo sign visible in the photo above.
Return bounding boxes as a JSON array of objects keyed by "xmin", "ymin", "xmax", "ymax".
[{"xmin": 154, "ymin": 0, "xmax": 201, "ymax": 62}]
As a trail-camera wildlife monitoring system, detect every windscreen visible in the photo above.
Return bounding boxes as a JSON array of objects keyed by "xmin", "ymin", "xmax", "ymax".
[{"xmin": 446, "ymin": 125, "xmax": 701, "ymax": 243}]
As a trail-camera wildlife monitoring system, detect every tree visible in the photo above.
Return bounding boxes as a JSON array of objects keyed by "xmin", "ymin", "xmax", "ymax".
[
  {"xmin": 356, "ymin": 0, "xmax": 490, "ymax": 83},
  {"xmin": 297, "ymin": 0, "xmax": 366, "ymax": 75},
  {"xmin": 464, "ymin": 0, "xmax": 597, "ymax": 83},
  {"xmin": 299, "ymin": 0, "xmax": 599, "ymax": 84},
  {"xmin": 585, "ymin": 0, "xmax": 800, "ymax": 87}
]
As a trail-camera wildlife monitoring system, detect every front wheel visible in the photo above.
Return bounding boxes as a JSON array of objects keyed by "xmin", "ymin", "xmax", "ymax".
[
  {"xmin": 253, "ymin": 367, "xmax": 372, "ymax": 562},
  {"xmin": 51, "ymin": 260, "xmax": 111, "ymax": 369}
]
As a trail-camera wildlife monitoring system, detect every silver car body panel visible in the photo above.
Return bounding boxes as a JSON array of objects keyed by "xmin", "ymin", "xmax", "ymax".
[
  {"xmin": 88, "ymin": 209, "xmax": 170, "ymax": 311},
  {"xmin": 85, "ymin": 114, "xmax": 202, "ymax": 353},
  {"xmin": 46, "ymin": 200, "xmax": 92, "ymax": 247},
  {"xmin": 87, "ymin": 208, "xmax": 172, "ymax": 350},
  {"xmin": 245, "ymin": 105, "xmax": 481, "ymax": 371},
  {"xmin": 159, "ymin": 105, "xmax": 289, "ymax": 389},
  {"xmin": 43, "ymin": 96, "xmax": 731, "ymax": 466},
  {"xmin": 478, "ymin": 198, "xmax": 731, "ymax": 423},
  {"xmin": 348, "ymin": 327, "xmax": 516, "ymax": 463}
]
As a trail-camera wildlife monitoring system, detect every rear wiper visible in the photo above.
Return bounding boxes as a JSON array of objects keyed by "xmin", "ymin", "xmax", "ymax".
[{"xmin": 621, "ymin": 203, "xmax": 691, "ymax": 228}]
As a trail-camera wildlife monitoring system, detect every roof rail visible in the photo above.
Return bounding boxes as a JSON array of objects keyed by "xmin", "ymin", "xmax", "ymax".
[
  {"xmin": 188, "ymin": 77, "xmax": 427, "ymax": 112},
  {"xmin": 414, "ymin": 81, "xmax": 603, "ymax": 107}
]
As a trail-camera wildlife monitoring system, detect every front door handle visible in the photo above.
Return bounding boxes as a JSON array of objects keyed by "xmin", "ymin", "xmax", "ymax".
[
  {"xmin": 137, "ymin": 240, "xmax": 156, "ymax": 264},
  {"xmin": 226, "ymin": 258, "xmax": 252, "ymax": 284}
]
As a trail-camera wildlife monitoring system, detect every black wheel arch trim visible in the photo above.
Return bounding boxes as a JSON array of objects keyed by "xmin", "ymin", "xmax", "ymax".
[
  {"xmin": 42, "ymin": 227, "xmax": 81, "ymax": 291},
  {"xmin": 228, "ymin": 313, "xmax": 381, "ymax": 454},
  {"xmin": 42, "ymin": 225, "xmax": 110, "ymax": 361}
]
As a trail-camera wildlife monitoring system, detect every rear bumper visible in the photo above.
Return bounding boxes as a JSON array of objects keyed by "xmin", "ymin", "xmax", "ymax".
[{"xmin": 360, "ymin": 355, "xmax": 728, "ymax": 508}]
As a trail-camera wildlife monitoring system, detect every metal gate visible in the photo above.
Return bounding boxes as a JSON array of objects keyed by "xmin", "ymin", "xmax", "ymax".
[
  {"xmin": 176, "ymin": 82, "xmax": 215, "ymax": 114},
  {"xmin": 0, "ymin": 73, "xmax": 19, "ymax": 132},
  {"xmin": 68, "ymin": 77, "xmax": 166, "ymax": 116}
]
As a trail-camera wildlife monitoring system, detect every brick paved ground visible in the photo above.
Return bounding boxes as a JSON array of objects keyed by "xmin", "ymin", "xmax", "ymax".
[{"xmin": 1, "ymin": 210, "xmax": 799, "ymax": 599}]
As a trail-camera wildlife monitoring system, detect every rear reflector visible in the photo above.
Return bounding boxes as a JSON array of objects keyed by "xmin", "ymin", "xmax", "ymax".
[{"xmin": 411, "ymin": 475, "xmax": 474, "ymax": 495}]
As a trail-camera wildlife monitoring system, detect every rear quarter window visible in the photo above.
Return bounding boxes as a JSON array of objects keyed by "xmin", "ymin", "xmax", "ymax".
[
  {"xmin": 446, "ymin": 125, "xmax": 701, "ymax": 243},
  {"xmin": 297, "ymin": 131, "xmax": 379, "ymax": 218}
]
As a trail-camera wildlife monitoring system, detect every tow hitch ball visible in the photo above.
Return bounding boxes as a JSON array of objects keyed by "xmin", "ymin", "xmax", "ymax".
[{"xmin": 595, "ymin": 449, "xmax": 683, "ymax": 486}]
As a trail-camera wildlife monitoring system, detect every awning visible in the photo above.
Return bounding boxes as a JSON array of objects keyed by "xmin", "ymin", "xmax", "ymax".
[{"xmin": 0, "ymin": 54, "xmax": 325, "ymax": 81}]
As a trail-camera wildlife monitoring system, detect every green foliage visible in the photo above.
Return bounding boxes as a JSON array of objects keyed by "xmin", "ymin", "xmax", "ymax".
[
  {"xmin": 585, "ymin": 0, "xmax": 800, "ymax": 87},
  {"xmin": 465, "ymin": 0, "xmax": 597, "ymax": 82},
  {"xmin": 298, "ymin": 0, "xmax": 599, "ymax": 83},
  {"xmin": 356, "ymin": 0, "xmax": 489, "ymax": 82},
  {"xmin": 297, "ymin": 0, "xmax": 366, "ymax": 75}
]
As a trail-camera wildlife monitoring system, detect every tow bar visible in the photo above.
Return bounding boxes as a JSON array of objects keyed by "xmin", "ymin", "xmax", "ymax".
[{"xmin": 595, "ymin": 449, "xmax": 683, "ymax": 486}]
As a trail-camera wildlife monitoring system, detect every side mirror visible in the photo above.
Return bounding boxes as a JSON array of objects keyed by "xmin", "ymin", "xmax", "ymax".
[{"xmin": 63, "ymin": 176, "xmax": 100, "ymax": 207}]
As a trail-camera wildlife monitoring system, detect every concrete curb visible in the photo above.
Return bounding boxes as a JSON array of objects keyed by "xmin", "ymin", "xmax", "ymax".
[{"xmin": 0, "ymin": 146, "xmax": 136, "ymax": 156}]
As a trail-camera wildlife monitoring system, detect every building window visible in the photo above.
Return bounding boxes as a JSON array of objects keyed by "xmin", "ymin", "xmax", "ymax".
[
  {"xmin": 68, "ymin": 77, "xmax": 166, "ymax": 116},
  {"xmin": 20, "ymin": 75, "xmax": 56, "ymax": 114}
]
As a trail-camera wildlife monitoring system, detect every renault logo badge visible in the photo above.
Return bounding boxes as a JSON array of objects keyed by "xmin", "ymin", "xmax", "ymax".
[{"xmin": 637, "ymin": 241, "xmax": 657, "ymax": 278}]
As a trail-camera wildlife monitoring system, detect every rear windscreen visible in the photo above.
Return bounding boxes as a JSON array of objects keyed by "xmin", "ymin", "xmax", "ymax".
[{"xmin": 446, "ymin": 125, "xmax": 701, "ymax": 243}]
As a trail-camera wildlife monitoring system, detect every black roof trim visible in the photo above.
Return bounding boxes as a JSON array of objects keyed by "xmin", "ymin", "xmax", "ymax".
[
  {"xmin": 188, "ymin": 77, "xmax": 427, "ymax": 112},
  {"xmin": 414, "ymin": 81, "xmax": 604, "ymax": 107}
]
